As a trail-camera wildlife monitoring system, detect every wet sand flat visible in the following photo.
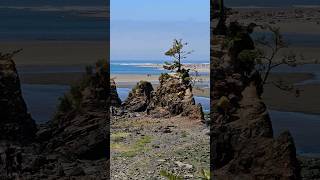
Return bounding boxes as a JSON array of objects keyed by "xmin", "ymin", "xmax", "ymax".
[{"xmin": 0, "ymin": 41, "xmax": 108, "ymax": 66}]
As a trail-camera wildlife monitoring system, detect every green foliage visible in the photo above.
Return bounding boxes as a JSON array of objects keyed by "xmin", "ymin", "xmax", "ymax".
[
  {"xmin": 162, "ymin": 39, "xmax": 203, "ymax": 87},
  {"xmin": 111, "ymin": 132, "xmax": 131, "ymax": 142},
  {"xmin": 116, "ymin": 135, "xmax": 153, "ymax": 158},
  {"xmin": 96, "ymin": 58, "xmax": 109, "ymax": 74},
  {"xmin": 57, "ymin": 94, "xmax": 73, "ymax": 113},
  {"xmin": 85, "ymin": 65, "xmax": 93, "ymax": 75},
  {"xmin": 163, "ymin": 39, "xmax": 193, "ymax": 73},
  {"xmin": 179, "ymin": 68, "xmax": 191, "ymax": 85},
  {"xmin": 132, "ymin": 80, "xmax": 150, "ymax": 93},
  {"xmin": 70, "ymin": 84, "xmax": 83, "ymax": 110},
  {"xmin": 159, "ymin": 73, "xmax": 171, "ymax": 83},
  {"xmin": 201, "ymin": 169, "xmax": 211, "ymax": 180},
  {"xmin": 160, "ymin": 170, "xmax": 183, "ymax": 180},
  {"xmin": 163, "ymin": 61, "xmax": 181, "ymax": 71},
  {"xmin": 55, "ymin": 59, "xmax": 107, "ymax": 115}
]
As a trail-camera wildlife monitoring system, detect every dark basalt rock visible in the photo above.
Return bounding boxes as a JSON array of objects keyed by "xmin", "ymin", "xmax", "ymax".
[
  {"xmin": 0, "ymin": 55, "xmax": 37, "ymax": 143},
  {"xmin": 123, "ymin": 80, "xmax": 153, "ymax": 112}
]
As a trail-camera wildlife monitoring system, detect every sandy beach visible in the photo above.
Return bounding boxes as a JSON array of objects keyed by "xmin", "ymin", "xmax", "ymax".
[
  {"xmin": 228, "ymin": 7, "xmax": 320, "ymax": 34},
  {"xmin": 0, "ymin": 41, "xmax": 108, "ymax": 66}
]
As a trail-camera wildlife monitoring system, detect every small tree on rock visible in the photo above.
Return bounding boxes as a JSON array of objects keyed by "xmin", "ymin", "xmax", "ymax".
[
  {"xmin": 163, "ymin": 39, "xmax": 195, "ymax": 86},
  {"xmin": 164, "ymin": 39, "xmax": 193, "ymax": 73}
]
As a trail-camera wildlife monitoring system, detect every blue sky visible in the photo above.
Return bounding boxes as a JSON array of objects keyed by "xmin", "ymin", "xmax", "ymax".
[
  {"xmin": 226, "ymin": 0, "xmax": 320, "ymax": 7},
  {"xmin": 111, "ymin": 0, "xmax": 210, "ymax": 62}
]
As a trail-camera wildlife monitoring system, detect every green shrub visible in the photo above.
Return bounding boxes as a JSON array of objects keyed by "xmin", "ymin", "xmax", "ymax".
[
  {"xmin": 70, "ymin": 84, "xmax": 83, "ymax": 110},
  {"xmin": 85, "ymin": 65, "xmax": 93, "ymax": 75},
  {"xmin": 57, "ymin": 94, "xmax": 73, "ymax": 113},
  {"xmin": 159, "ymin": 73, "xmax": 171, "ymax": 82}
]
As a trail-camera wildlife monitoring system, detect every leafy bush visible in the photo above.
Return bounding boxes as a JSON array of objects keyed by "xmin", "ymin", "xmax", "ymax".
[
  {"xmin": 85, "ymin": 65, "xmax": 93, "ymax": 75},
  {"xmin": 70, "ymin": 84, "xmax": 83, "ymax": 110},
  {"xmin": 57, "ymin": 94, "xmax": 73, "ymax": 113}
]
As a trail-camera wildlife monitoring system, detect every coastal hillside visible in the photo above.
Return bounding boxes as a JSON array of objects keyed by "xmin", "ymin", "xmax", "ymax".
[
  {"xmin": 0, "ymin": 54, "xmax": 109, "ymax": 179},
  {"xmin": 211, "ymin": 2, "xmax": 320, "ymax": 179},
  {"xmin": 211, "ymin": 22, "xmax": 300, "ymax": 179}
]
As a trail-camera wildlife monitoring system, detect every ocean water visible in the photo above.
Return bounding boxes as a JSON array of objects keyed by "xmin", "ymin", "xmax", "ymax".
[
  {"xmin": 270, "ymin": 110, "xmax": 320, "ymax": 156},
  {"xmin": 21, "ymin": 84, "xmax": 69, "ymax": 123},
  {"xmin": 272, "ymin": 64, "xmax": 320, "ymax": 85},
  {"xmin": 111, "ymin": 60, "xmax": 209, "ymax": 75},
  {"xmin": 111, "ymin": 62, "xmax": 164, "ymax": 75},
  {"xmin": 0, "ymin": 7, "xmax": 108, "ymax": 41}
]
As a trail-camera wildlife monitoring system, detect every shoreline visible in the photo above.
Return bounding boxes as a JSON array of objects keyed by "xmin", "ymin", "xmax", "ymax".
[
  {"xmin": 134, "ymin": 63, "xmax": 210, "ymax": 73},
  {"xmin": 19, "ymin": 71, "xmax": 320, "ymax": 114}
]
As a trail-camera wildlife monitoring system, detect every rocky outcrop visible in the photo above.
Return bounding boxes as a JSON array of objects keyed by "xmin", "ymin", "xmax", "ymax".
[
  {"xmin": 148, "ymin": 74, "xmax": 204, "ymax": 120},
  {"xmin": 0, "ymin": 53, "xmax": 37, "ymax": 143},
  {"xmin": 211, "ymin": 23, "xmax": 300, "ymax": 179},
  {"xmin": 212, "ymin": 83, "xmax": 299, "ymax": 179},
  {"xmin": 0, "ymin": 57, "xmax": 108, "ymax": 179},
  {"xmin": 110, "ymin": 79, "xmax": 121, "ymax": 107},
  {"xmin": 39, "ymin": 66, "xmax": 109, "ymax": 161},
  {"xmin": 33, "ymin": 65, "xmax": 109, "ymax": 179},
  {"xmin": 118, "ymin": 74, "xmax": 204, "ymax": 121},
  {"xmin": 122, "ymin": 81, "xmax": 153, "ymax": 112}
]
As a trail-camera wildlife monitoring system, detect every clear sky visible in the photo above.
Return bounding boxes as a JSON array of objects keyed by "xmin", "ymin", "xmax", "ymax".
[{"xmin": 111, "ymin": 0, "xmax": 210, "ymax": 62}]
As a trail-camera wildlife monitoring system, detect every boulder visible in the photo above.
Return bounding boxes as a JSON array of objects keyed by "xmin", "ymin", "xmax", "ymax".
[{"xmin": 123, "ymin": 81, "xmax": 153, "ymax": 112}]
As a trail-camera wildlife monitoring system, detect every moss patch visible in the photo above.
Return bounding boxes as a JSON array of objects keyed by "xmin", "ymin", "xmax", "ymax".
[
  {"xmin": 112, "ymin": 135, "xmax": 153, "ymax": 158},
  {"xmin": 111, "ymin": 132, "xmax": 131, "ymax": 142}
]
